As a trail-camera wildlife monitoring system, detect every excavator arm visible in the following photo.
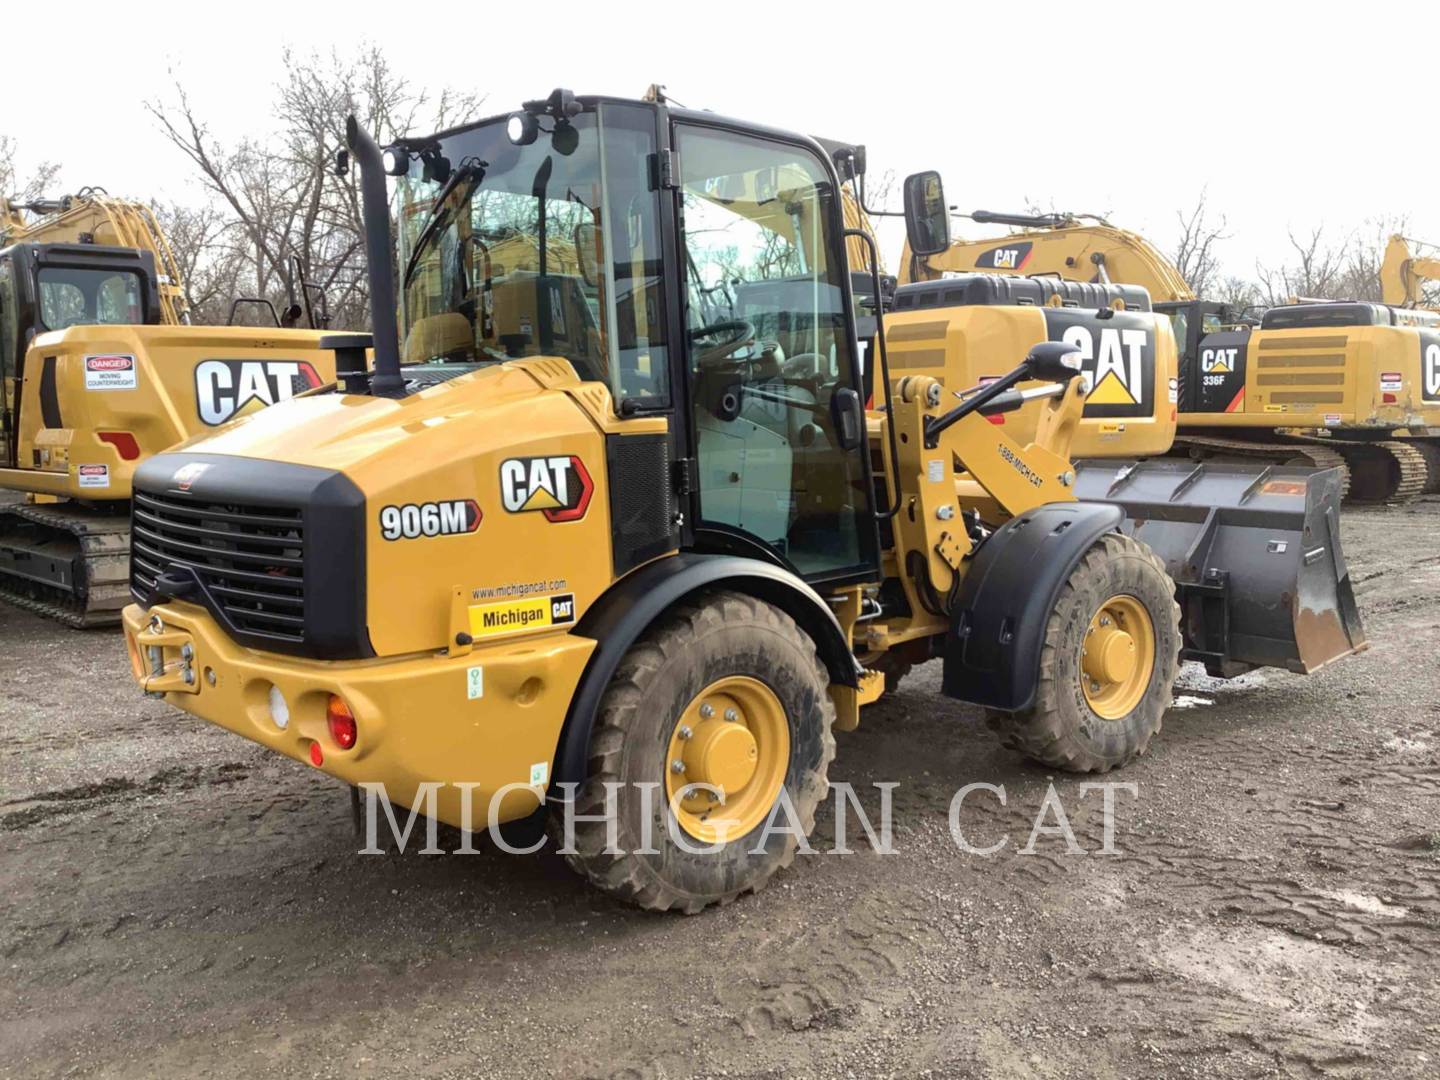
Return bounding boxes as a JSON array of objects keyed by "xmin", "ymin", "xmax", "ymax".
[
  {"xmin": 899, "ymin": 215, "xmax": 1194, "ymax": 303},
  {"xmin": 1380, "ymin": 234, "xmax": 1440, "ymax": 308}
]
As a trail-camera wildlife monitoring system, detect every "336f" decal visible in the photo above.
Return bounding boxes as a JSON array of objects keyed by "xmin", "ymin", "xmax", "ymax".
[{"xmin": 379, "ymin": 500, "xmax": 482, "ymax": 540}]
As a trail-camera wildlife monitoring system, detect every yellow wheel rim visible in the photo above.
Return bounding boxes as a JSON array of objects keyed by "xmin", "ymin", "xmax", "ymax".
[
  {"xmin": 664, "ymin": 676, "xmax": 790, "ymax": 844},
  {"xmin": 1081, "ymin": 594, "xmax": 1156, "ymax": 720}
]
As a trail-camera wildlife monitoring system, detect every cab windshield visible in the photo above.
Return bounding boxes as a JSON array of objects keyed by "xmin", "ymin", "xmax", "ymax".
[
  {"xmin": 37, "ymin": 267, "xmax": 144, "ymax": 330},
  {"xmin": 396, "ymin": 106, "xmax": 670, "ymax": 404}
]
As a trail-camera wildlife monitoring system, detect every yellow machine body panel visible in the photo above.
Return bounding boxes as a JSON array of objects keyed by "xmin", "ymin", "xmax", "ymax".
[
  {"xmin": 123, "ymin": 359, "xmax": 668, "ymax": 824},
  {"xmin": 881, "ymin": 302, "xmax": 1178, "ymax": 457},
  {"xmin": 123, "ymin": 597, "xmax": 596, "ymax": 828},
  {"xmin": 2, "ymin": 324, "xmax": 339, "ymax": 500},
  {"xmin": 1177, "ymin": 323, "xmax": 1440, "ymax": 434},
  {"xmin": 158, "ymin": 359, "xmax": 663, "ymax": 659}
]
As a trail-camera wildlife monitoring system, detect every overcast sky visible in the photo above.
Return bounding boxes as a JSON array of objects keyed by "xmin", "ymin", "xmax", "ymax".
[{"xmin": 8, "ymin": 0, "xmax": 1434, "ymax": 280}]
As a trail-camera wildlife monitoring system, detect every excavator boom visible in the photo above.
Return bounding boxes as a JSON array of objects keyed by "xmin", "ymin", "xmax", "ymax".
[{"xmin": 899, "ymin": 216, "xmax": 1195, "ymax": 303}]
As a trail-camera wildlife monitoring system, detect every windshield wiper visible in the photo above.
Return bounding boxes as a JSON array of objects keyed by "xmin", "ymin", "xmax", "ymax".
[{"xmin": 403, "ymin": 157, "xmax": 488, "ymax": 287}]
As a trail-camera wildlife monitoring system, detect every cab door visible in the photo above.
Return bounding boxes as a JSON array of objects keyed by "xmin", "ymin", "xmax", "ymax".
[{"xmin": 672, "ymin": 122, "xmax": 877, "ymax": 585}]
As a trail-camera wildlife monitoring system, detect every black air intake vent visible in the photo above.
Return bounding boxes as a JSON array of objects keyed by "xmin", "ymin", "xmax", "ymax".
[
  {"xmin": 130, "ymin": 452, "xmax": 372, "ymax": 659},
  {"xmin": 132, "ymin": 492, "xmax": 307, "ymax": 643},
  {"xmin": 607, "ymin": 434, "xmax": 677, "ymax": 576}
]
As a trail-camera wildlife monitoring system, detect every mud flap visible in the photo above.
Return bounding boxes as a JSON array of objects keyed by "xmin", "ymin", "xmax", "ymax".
[{"xmin": 1074, "ymin": 459, "xmax": 1367, "ymax": 676}]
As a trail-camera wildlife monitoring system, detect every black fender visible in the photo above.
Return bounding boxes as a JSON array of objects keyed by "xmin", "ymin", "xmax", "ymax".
[
  {"xmin": 551, "ymin": 553, "xmax": 860, "ymax": 792},
  {"xmin": 942, "ymin": 501, "xmax": 1123, "ymax": 712}
]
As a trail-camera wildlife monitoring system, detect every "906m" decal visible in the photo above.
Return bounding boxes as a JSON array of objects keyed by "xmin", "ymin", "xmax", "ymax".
[{"xmin": 379, "ymin": 499, "xmax": 482, "ymax": 540}]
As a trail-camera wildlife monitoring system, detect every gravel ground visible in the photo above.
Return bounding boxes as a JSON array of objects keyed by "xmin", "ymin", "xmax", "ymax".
[{"xmin": 1, "ymin": 500, "xmax": 1437, "ymax": 1079}]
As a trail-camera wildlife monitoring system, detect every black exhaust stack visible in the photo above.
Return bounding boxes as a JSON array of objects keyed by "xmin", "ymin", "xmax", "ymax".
[{"xmin": 344, "ymin": 115, "xmax": 405, "ymax": 398}]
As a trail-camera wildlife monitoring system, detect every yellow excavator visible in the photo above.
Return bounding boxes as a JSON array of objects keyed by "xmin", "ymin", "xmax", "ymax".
[
  {"xmin": 0, "ymin": 192, "xmax": 340, "ymax": 624},
  {"xmin": 906, "ymin": 213, "xmax": 1440, "ymax": 501},
  {"xmin": 2, "ymin": 190, "xmax": 190, "ymax": 325},
  {"xmin": 120, "ymin": 90, "xmax": 1363, "ymax": 911}
]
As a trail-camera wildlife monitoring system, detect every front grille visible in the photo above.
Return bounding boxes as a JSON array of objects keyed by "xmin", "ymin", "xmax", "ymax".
[{"xmin": 132, "ymin": 490, "xmax": 306, "ymax": 643}]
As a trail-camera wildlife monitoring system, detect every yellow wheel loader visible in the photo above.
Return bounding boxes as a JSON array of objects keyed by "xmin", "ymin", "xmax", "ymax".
[
  {"xmin": 121, "ymin": 91, "xmax": 1365, "ymax": 911},
  {"xmin": 0, "ymin": 223, "xmax": 340, "ymax": 623},
  {"xmin": 906, "ymin": 213, "xmax": 1440, "ymax": 501}
]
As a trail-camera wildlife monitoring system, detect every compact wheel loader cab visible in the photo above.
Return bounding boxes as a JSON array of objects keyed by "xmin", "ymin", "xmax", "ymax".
[{"xmin": 121, "ymin": 90, "xmax": 1366, "ymax": 913}]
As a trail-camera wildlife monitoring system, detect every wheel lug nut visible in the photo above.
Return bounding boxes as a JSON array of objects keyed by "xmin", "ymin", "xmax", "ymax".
[
  {"xmin": 670, "ymin": 759, "xmax": 686, "ymax": 774},
  {"xmin": 678, "ymin": 725, "xmax": 693, "ymax": 740},
  {"xmin": 699, "ymin": 703, "xmax": 714, "ymax": 719},
  {"xmin": 724, "ymin": 708, "xmax": 739, "ymax": 722}
]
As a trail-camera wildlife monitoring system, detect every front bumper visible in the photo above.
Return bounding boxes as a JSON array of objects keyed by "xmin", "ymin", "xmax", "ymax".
[{"xmin": 122, "ymin": 602, "xmax": 596, "ymax": 828}]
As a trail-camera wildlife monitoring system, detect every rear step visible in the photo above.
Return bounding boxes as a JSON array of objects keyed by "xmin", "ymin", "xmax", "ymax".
[{"xmin": 1074, "ymin": 458, "xmax": 1366, "ymax": 678}]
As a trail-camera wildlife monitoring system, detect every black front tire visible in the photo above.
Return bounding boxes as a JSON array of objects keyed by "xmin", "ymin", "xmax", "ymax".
[
  {"xmin": 987, "ymin": 533, "xmax": 1180, "ymax": 773},
  {"xmin": 553, "ymin": 591, "xmax": 835, "ymax": 913}
]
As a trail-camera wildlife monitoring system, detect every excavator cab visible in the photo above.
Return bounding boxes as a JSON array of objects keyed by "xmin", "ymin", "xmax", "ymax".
[{"xmin": 0, "ymin": 243, "xmax": 163, "ymax": 466}]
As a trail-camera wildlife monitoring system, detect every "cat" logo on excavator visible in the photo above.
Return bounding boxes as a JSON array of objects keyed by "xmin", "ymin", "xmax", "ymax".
[{"xmin": 194, "ymin": 360, "xmax": 324, "ymax": 426}]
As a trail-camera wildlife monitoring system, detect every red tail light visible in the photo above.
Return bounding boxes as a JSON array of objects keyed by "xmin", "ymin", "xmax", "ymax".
[
  {"xmin": 1382, "ymin": 392, "xmax": 1398, "ymax": 404},
  {"xmin": 986, "ymin": 413, "xmax": 1005, "ymax": 425},
  {"xmin": 98, "ymin": 431, "xmax": 141, "ymax": 460},
  {"xmin": 327, "ymin": 695, "xmax": 357, "ymax": 750}
]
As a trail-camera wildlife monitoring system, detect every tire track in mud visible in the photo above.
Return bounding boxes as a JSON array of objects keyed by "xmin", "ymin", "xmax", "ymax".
[{"xmin": 0, "ymin": 762, "xmax": 252, "ymax": 830}]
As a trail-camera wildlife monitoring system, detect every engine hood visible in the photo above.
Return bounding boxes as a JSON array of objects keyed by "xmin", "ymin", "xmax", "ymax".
[{"xmin": 165, "ymin": 362, "xmax": 571, "ymax": 472}]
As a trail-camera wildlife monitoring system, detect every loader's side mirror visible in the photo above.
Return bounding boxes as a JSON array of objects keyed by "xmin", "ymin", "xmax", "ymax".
[
  {"xmin": 574, "ymin": 221, "xmax": 599, "ymax": 288},
  {"xmin": 903, "ymin": 170, "xmax": 950, "ymax": 256},
  {"xmin": 1023, "ymin": 341, "xmax": 1085, "ymax": 382},
  {"xmin": 333, "ymin": 149, "xmax": 350, "ymax": 177}
]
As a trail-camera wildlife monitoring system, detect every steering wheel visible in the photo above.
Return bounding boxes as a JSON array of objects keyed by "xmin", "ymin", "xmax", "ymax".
[{"xmin": 689, "ymin": 318, "xmax": 756, "ymax": 368}]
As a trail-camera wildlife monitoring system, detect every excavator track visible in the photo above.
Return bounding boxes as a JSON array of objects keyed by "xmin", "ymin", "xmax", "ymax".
[
  {"xmin": 1346, "ymin": 440, "xmax": 1428, "ymax": 504},
  {"xmin": 1175, "ymin": 434, "xmax": 1431, "ymax": 505},
  {"xmin": 1414, "ymin": 439, "xmax": 1440, "ymax": 496},
  {"xmin": 0, "ymin": 503, "xmax": 131, "ymax": 628}
]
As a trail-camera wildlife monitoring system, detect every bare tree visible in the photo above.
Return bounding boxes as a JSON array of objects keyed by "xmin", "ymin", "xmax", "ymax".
[
  {"xmin": 0, "ymin": 135, "xmax": 61, "ymax": 203},
  {"xmin": 148, "ymin": 48, "xmax": 483, "ymax": 328},
  {"xmin": 1256, "ymin": 228, "xmax": 1355, "ymax": 305},
  {"xmin": 1213, "ymin": 274, "xmax": 1263, "ymax": 319},
  {"xmin": 151, "ymin": 201, "xmax": 248, "ymax": 325},
  {"xmin": 1171, "ymin": 191, "xmax": 1228, "ymax": 297}
]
